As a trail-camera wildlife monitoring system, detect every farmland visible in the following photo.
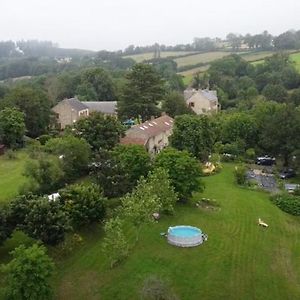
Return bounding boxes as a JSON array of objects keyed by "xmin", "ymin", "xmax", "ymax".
[{"xmin": 124, "ymin": 51, "xmax": 197, "ymax": 63}]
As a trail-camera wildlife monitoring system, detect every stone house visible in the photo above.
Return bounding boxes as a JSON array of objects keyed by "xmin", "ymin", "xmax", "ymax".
[
  {"xmin": 120, "ymin": 114, "xmax": 174, "ymax": 154},
  {"xmin": 52, "ymin": 98, "xmax": 117, "ymax": 129},
  {"xmin": 52, "ymin": 98, "xmax": 89, "ymax": 129},
  {"xmin": 184, "ymin": 88, "xmax": 219, "ymax": 115}
]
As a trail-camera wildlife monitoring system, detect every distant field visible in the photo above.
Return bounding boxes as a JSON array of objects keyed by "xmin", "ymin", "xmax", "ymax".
[
  {"xmin": 290, "ymin": 52, "xmax": 300, "ymax": 72},
  {"xmin": 240, "ymin": 51, "xmax": 275, "ymax": 62},
  {"xmin": 175, "ymin": 51, "xmax": 232, "ymax": 68},
  {"xmin": 124, "ymin": 51, "xmax": 197, "ymax": 63},
  {"xmin": 179, "ymin": 65, "xmax": 210, "ymax": 77},
  {"xmin": 0, "ymin": 151, "xmax": 29, "ymax": 203}
]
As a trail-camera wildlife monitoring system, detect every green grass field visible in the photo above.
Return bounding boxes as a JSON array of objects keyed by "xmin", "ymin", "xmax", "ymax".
[
  {"xmin": 290, "ymin": 52, "xmax": 300, "ymax": 72},
  {"xmin": 0, "ymin": 151, "xmax": 29, "ymax": 203},
  {"xmin": 1, "ymin": 164, "xmax": 300, "ymax": 299},
  {"xmin": 124, "ymin": 51, "xmax": 197, "ymax": 63}
]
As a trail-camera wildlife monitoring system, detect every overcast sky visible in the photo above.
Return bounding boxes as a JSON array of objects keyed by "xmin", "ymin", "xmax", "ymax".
[{"xmin": 0, "ymin": 0, "xmax": 299, "ymax": 51}]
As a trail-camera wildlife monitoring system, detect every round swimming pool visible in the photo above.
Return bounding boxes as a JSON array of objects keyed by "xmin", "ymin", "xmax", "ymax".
[{"xmin": 167, "ymin": 225, "xmax": 203, "ymax": 247}]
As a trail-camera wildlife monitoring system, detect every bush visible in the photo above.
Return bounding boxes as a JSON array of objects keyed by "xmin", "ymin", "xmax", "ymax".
[
  {"xmin": 5, "ymin": 149, "xmax": 17, "ymax": 160},
  {"xmin": 59, "ymin": 183, "xmax": 106, "ymax": 228},
  {"xmin": 270, "ymin": 193, "xmax": 300, "ymax": 216},
  {"xmin": 234, "ymin": 165, "xmax": 247, "ymax": 185}
]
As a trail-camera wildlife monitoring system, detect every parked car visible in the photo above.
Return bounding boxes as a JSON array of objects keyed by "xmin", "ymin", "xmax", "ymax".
[
  {"xmin": 279, "ymin": 169, "xmax": 296, "ymax": 179},
  {"xmin": 255, "ymin": 156, "xmax": 276, "ymax": 166}
]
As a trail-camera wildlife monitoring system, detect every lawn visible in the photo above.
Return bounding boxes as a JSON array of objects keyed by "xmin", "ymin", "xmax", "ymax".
[
  {"xmin": 0, "ymin": 151, "xmax": 29, "ymax": 204},
  {"xmin": 124, "ymin": 51, "xmax": 197, "ymax": 63},
  {"xmin": 42, "ymin": 164, "xmax": 300, "ymax": 299},
  {"xmin": 1, "ymin": 164, "xmax": 300, "ymax": 299}
]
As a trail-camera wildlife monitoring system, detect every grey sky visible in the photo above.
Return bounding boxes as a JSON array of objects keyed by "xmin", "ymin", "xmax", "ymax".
[{"xmin": 0, "ymin": 0, "xmax": 299, "ymax": 51}]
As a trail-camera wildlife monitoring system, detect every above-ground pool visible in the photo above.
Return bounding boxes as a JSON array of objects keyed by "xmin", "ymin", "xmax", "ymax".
[{"xmin": 167, "ymin": 225, "xmax": 203, "ymax": 247}]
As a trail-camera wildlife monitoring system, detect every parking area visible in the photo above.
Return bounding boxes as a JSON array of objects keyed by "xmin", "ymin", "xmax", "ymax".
[{"xmin": 246, "ymin": 168, "xmax": 278, "ymax": 193}]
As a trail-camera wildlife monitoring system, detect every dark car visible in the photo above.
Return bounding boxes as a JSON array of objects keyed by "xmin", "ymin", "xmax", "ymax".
[
  {"xmin": 255, "ymin": 156, "xmax": 276, "ymax": 166},
  {"xmin": 279, "ymin": 169, "xmax": 296, "ymax": 179}
]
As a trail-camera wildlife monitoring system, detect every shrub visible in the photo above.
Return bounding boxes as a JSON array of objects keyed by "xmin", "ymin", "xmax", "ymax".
[
  {"xmin": 270, "ymin": 193, "xmax": 300, "ymax": 216},
  {"xmin": 234, "ymin": 165, "xmax": 247, "ymax": 185},
  {"xmin": 59, "ymin": 183, "xmax": 106, "ymax": 228},
  {"xmin": 5, "ymin": 149, "xmax": 17, "ymax": 160}
]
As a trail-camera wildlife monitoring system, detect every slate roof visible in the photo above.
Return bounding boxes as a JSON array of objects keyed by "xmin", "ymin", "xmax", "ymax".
[
  {"xmin": 63, "ymin": 98, "xmax": 88, "ymax": 111},
  {"xmin": 120, "ymin": 115, "xmax": 174, "ymax": 146},
  {"xmin": 184, "ymin": 89, "xmax": 218, "ymax": 102},
  {"xmin": 82, "ymin": 101, "xmax": 117, "ymax": 115}
]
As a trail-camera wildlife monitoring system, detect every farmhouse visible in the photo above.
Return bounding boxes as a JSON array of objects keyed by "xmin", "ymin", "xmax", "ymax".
[
  {"xmin": 184, "ymin": 88, "xmax": 219, "ymax": 115},
  {"xmin": 120, "ymin": 114, "xmax": 174, "ymax": 154},
  {"xmin": 52, "ymin": 98, "xmax": 117, "ymax": 129}
]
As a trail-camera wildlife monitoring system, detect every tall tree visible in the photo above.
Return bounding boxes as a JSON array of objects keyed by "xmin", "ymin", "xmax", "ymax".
[
  {"xmin": 0, "ymin": 107, "xmax": 25, "ymax": 148},
  {"xmin": 2, "ymin": 86, "xmax": 51, "ymax": 137},
  {"xmin": 162, "ymin": 92, "xmax": 193, "ymax": 118},
  {"xmin": 1, "ymin": 244, "xmax": 54, "ymax": 300},
  {"xmin": 118, "ymin": 64, "xmax": 165, "ymax": 121},
  {"xmin": 74, "ymin": 112, "xmax": 125, "ymax": 151},
  {"xmin": 77, "ymin": 67, "xmax": 116, "ymax": 101},
  {"xmin": 154, "ymin": 148, "xmax": 204, "ymax": 200},
  {"xmin": 44, "ymin": 135, "xmax": 91, "ymax": 181},
  {"xmin": 259, "ymin": 104, "xmax": 300, "ymax": 166},
  {"xmin": 171, "ymin": 115, "xmax": 215, "ymax": 160}
]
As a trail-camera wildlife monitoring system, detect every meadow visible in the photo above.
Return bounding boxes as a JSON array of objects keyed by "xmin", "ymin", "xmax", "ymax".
[
  {"xmin": 2, "ymin": 164, "xmax": 299, "ymax": 299},
  {"xmin": 290, "ymin": 52, "xmax": 300, "ymax": 72}
]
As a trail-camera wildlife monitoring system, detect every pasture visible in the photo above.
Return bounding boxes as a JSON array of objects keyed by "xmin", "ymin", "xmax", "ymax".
[
  {"xmin": 124, "ymin": 51, "xmax": 197, "ymax": 63},
  {"xmin": 174, "ymin": 51, "xmax": 232, "ymax": 68}
]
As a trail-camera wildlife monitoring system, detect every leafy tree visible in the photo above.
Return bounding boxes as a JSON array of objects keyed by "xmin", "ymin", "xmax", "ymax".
[
  {"xmin": 154, "ymin": 148, "xmax": 204, "ymax": 200},
  {"xmin": 122, "ymin": 177, "xmax": 161, "ymax": 241},
  {"xmin": 74, "ymin": 112, "xmax": 125, "ymax": 151},
  {"xmin": 221, "ymin": 112, "xmax": 258, "ymax": 149},
  {"xmin": 0, "ymin": 207, "xmax": 14, "ymax": 245},
  {"xmin": 262, "ymin": 84, "xmax": 288, "ymax": 102},
  {"xmin": 171, "ymin": 115, "xmax": 215, "ymax": 160},
  {"xmin": 24, "ymin": 154, "xmax": 65, "ymax": 194},
  {"xmin": 45, "ymin": 135, "xmax": 91, "ymax": 181},
  {"xmin": 112, "ymin": 144, "xmax": 152, "ymax": 188},
  {"xmin": 289, "ymin": 88, "xmax": 300, "ymax": 106},
  {"xmin": 2, "ymin": 86, "xmax": 51, "ymax": 137},
  {"xmin": 102, "ymin": 217, "xmax": 129, "ymax": 268},
  {"xmin": 161, "ymin": 92, "xmax": 193, "ymax": 118},
  {"xmin": 0, "ymin": 107, "xmax": 25, "ymax": 148},
  {"xmin": 1, "ymin": 244, "xmax": 54, "ymax": 300},
  {"xmin": 77, "ymin": 67, "xmax": 116, "ymax": 101},
  {"xmin": 259, "ymin": 104, "xmax": 300, "ymax": 166},
  {"xmin": 91, "ymin": 151, "xmax": 131, "ymax": 198},
  {"xmin": 9, "ymin": 194, "xmax": 70, "ymax": 245},
  {"xmin": 59, "ymin": 183, "xmax": 106, "ymax": 228},
  {"xmin": 147, "ymin": 168, "xmax": 178, "ymax": 214},
  {"xmin": 118, "ymin": 64, "xmax": 165, "ymax": 121}
]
